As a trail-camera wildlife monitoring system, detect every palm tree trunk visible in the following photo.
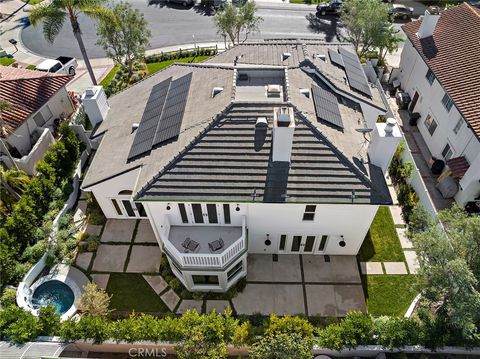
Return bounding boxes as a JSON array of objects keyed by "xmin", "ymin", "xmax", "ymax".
[{"xmin": 71, "ymin": 21, "xmax": 97, "ymax": 85}]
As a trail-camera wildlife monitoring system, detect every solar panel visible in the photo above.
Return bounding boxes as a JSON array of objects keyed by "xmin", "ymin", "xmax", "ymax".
[
  {"xmin": 338, "ymin": 48, "xmax": 372, "ymax": 97},
  {"xmin": 311, "ymin": 85, "xmax": 343, "ymax": 129},
  {"xmin": 128, "ymin": 77, "xmax": 172, "ymax": 160},
  {"xmin": 152, "ymin": 72, "xmax": 192, "ymax": 147},
  {"xmin": 328, "ymin": 48, "xmax": 344, "ymax": 68}
]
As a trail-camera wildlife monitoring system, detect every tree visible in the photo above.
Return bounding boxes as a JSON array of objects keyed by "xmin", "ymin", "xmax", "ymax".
[
  {"xmin": 412, "ymin": 205, "xmax": 480, "ymax": 343},
  {"xmin": 377, "ymin": 26, "xmax": 403, "ymax": 63},
  {"xmin": 214, "ymin": 2, "xmax": 263, "ymax": 46},
  {"xmin": 175, "ymin": 309, "xmax": 237, "ymax": 359},
  {"xmin": 76, "ymin": 282, "xmax": 112, "ymax": 316},
  {"xmin": 0, "ymin": 168, "xmax": 30, "ymax": 215},
  {"xmin": 96, "ymin": 1, "xmax": 151, "ymax": 77},
  {"xmin": 38, "ymin": 305, "xmax": 61, "ymax": 336},
  {"xmin": 29, "ymin": 0, "xmax": 114, "ymax": 85},
  {"xmin": 340, "ymin": 0, "xmax": 390, "ymax": 57}
]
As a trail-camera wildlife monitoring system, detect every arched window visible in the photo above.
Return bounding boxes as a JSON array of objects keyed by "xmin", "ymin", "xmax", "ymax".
[{"xmin": 118, "ymin": 190, "xmax": 133, "ymax": 196}]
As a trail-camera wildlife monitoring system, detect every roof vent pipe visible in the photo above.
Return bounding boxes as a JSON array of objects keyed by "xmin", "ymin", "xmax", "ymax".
[
  {"xmin": 300, "ymin": 88, "xmax": 310, "ymax": 98},
  {"xmin": 132, "ymin": 123, "xmax": 140, "ymax": 132},
  {"xmin": 282, "ymin": 52, "xmax": 292, "ymax": 61},
  {"xmin": 417, "ymin": 6, "xmax": 441, "ymax": 39}
]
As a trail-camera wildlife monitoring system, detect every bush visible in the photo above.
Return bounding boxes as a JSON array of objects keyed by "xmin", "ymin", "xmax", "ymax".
[
  {"xmin": 374, "ymin": 316, "xmax": 422, "ymax": 349},
  {"xmin": 2, "ymin": 307, "xmax": 41, "ymax": 343},
  {"xmin": 86, "ymin": 193, "xmax": 106, "ymax": 225},
  {"xmin": 38, "ymin": 305, "xmax": 61, "ymax": 336},
  {"xmin": 87, "ymin": 236, "xmax": 100, "ymax": 252},
  {"xmin": 0, "ymin": 289, "xmax": 17, "ymax": 307},
  {"xmin": 265, "ymin": 314, "xmax": 313, "ymax": 339},
  {"xmin": 77, "ymin": 282, "xmax": 112, "ymax": 316},
  {"xmin": 251, "ymin": 332, "xmax": 313, "ymax": 359}
]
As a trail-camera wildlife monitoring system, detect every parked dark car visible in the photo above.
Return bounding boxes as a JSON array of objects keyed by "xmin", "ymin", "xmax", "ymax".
[
  {"xmin": 165, "ymin": 0, "xmax": 194, "ymax": 6},
  {"xmin": 316, "ymin": 0, "xmax": 342, "ymax": 16},
  {"xmin": 388, "ymin": 4, "xmax": 414, "ymax": 21}
]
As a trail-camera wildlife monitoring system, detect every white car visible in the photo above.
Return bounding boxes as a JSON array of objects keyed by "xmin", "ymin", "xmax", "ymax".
[{"xmin": 36, "ymin": 56, "xmax": 78, "ymax": 75}]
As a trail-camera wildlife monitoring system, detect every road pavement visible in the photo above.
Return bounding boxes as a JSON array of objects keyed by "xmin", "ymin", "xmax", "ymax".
[{"xmin": 19, "ymin": 0, "xmax": 348, "ymax": 59}]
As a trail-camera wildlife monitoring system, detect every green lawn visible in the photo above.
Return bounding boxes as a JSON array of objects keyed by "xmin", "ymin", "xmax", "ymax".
[
  {"xmin": 358, "ymin": 206, "xmax": 405, "ymax": 262},
  {"xmin": 0, "ymin": 57, "xmax": 15, "ymax": 66},
  {"xmin": 363, "ymin": 275, "xmax": 417, "ymax": 317},
  {"xmin": 146, "ymin": 55, "xmax": 210, "ymax": 75},
  {"xmin": 99, "ymin": 64, "xmax": 120, "ymax": 88},
  {"xmin": 99, "ymin": 56, "xmax": 210, "ymax": 89},
  {"xmin": 106, "ymin": 273, "xmax": 170, "ymax": 313}
]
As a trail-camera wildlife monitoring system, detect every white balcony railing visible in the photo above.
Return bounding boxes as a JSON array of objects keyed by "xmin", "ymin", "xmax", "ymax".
[{"xmin": 160, "ymin": 215, "xmax": 247, "ymax": 269}]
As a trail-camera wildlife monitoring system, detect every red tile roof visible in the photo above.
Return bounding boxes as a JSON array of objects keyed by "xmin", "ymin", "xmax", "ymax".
[
  {"xmin": 402, "ymin": 3, "xmax": 480, "ymax": 137},
  {"xmin": 447, "ymin": 156, "xmax": 470, "ymax": 179},
  {"xmin": 0, "ymin": 66, "xmax": 72, "ymax": 138}
]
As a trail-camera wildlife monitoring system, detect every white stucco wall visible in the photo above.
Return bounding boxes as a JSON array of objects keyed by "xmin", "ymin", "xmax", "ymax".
[
  {"xmin": 398, "ymin": 39, "xmax": 480, "ymax": 204},
  {"xmin": 144, "ymin": 200, "xmax": 378, "ymax": 256},
  {"xmin": 88, "ymin": 168, "xmax": 141, "ymax": 219},
  {"xmin": 5, "ymin": 87, "xmax": 74, "ymax": 155}
]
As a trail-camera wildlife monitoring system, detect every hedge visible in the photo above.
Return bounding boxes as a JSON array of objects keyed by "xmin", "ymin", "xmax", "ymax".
[
  {"xmin": 0, "ymin": 305, "xmax": 477, "ymax": 350},
  {"xmin": 144, "ymin": 47, "xmax": 217, "ymax": 64}
]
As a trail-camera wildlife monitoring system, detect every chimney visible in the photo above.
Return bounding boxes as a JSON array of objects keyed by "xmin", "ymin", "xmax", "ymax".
[
  {"xmin": 417, "ymin": 6, "xmax": 441, "ymax": 39},
  {"xmin": 367, "ymin": 117, "xmax": 402, "ymax": 175},
  {"xmin": 81, "ymin": 86, "xmax": 109, "ymax": 128},
  {"xmin": 272, "ymin": 107, "xmax": 295, "ymax": 162}
]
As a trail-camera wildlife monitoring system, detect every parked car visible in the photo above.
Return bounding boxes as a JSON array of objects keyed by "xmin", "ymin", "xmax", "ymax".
[
  {"xmin": 35, "ymin": 56, "xmax": 78, "ymax": 75},
  {"xmin": 388, "ymin": 4, "xmax": 414, "ymax": 21},
  {"xmin": 316, "ymin": 0, "xmax": 342, "ymax": 16},
  {"xmin": 165, "ymin": 0, "xmax": 194, "ymax": 6}
]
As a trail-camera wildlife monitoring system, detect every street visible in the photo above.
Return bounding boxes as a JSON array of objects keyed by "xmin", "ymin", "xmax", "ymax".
[{"xmin": 20, "ymin": 1, "xmax": 348, "ymax": 58}]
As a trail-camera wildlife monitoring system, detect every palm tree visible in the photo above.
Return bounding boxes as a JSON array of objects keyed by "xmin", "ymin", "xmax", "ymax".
[{"xmin": 29, "ymin": 0, "xmax": 114, "ymax": 85}]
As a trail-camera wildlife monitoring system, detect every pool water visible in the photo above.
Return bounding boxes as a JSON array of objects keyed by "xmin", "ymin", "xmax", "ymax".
[{"xmin": 32, "ymin": 280, "xmax": 74, "ymax": 314}]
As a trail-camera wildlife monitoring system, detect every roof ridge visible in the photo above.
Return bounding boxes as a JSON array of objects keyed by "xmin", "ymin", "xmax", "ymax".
[{"xmin": 465, "ymin": 2, "xmax": 480, "ymax": 17}]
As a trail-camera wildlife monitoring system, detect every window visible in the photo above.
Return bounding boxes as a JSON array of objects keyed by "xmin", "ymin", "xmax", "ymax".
[
  {"xmin": 33, "ymin": 112, "xmax": 46, "ymax": 127},
  {"xmin": 118, "ymin": 190, "xmax": 133, "ymax": 195},
  {"xmin": 441, "ymin": 143, "xmax": 453, "ymax": 160},
  {"xmin": 318, "ymin": 235, "xmax": 328, "ymax": 251},
  {"xmin": 424, "ymin": 114, "xmax": 437, "ymax": 135},
  {"xmin": 122, "ymin": 200, "xmax": 135, "ymax": 217},
  {"xmin": 302, "ymin": 205, "xmax": 316, "ymax": 221},
  {"xmin": 41, "ymin": 105, "xmax": 53, "ymax": 121},
  {"xmin": 135, "ymin": 202, "xmax": 147, "ymax": 217},
  {"xmin": 223, "ymin": 204, "xmax": 231, "ymax": 224},
  {"xmin": 453, "ymin": 118, "xmax": 464, "ymax": 135},
  {"xmin": 111, "ymin": 199, "xmax": 122, "ymax": 215},
  {"xmin": 279, "ymin": 234, "xmax": 286, "ymax": 251},
  {"xmin": 441, "ymin": 93, "xmax": 454, "ymax": 112},
  {"xmin": 178, "ymin": 204, "xmax": 188, "ymax": 223},
  {"xmin": 304, "ymin": 236, "xmax": 316, "ymax": 252},
  {"xmin": 227, "ymin": 261, "xmax": 243, "ymax": 281},
  {"xmin": 192, "ymin": 275, "xmax": 219, "ymax": 286},
  {"xmin": 426, "ymin": 69, "xmax": 435, "ymax": 85}
]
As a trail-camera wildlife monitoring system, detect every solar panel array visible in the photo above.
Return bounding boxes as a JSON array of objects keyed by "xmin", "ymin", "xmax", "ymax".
[
  {"xmin": 153, "ymin": 72, "xmax": 192, "ymax": 147},
  {"xmin": 127, "ymin": 73, "xmax": 192, "ymax": 160},
  {"xmin": 311, "ymin": 85, "xmax": 343, "ymax": 129},
  {"xmin": 128, "ymin": 78, "xmax": 172, "ymax": 160},
  {"xmin": 328, "ymin": 48, "xmax": 344, "ymax": 68},
  {"xmin": 338, "ymin": 48, "xmax": 372, "ymax": 97}
]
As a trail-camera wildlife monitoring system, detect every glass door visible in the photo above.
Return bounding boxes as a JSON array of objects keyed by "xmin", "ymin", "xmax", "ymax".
[
  {"xmin": 189, "ymin": 203, "xmax": 220, "ymax": 224},
  {"xmin": 289, "ymin": 235, "xmax": 317, "ymax": 253},
  {"xmin": 119, "ymin": 200, "xmax": 147, "ymax": 218}
]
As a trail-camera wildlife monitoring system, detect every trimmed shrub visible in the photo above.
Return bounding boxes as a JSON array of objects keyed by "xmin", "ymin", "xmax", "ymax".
[{"xmin": 0, "ymin": 289, "xmax": 17, "ymax": 307}]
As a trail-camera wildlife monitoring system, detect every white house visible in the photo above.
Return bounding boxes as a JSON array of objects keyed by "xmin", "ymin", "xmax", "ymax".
[
  {"xmin": 398, "ymin": 4, "xmax": 480, "ymax": 207},
  {"xmin": 82, "ymin": 41, "xmax": 401, "ymax": 292},
  {"xmin": 0, "ymin": 66, "xmax": 74, "ymax": 175}
]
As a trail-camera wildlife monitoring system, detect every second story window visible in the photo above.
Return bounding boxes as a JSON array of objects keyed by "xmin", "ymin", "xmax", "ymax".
[
  {"xmin": 453, "ymin": 118, "xmax": 464, "ymax": 135},
  {"xmin": 424, "ymin": 114, "xmax": 437, "ymax": 136},
  {"xmin": 302, "ymin": 205, "xmax": 316, "ymax": 221},
  {"xmin": 442, "ymin": 143, "xmax": 453, "ymax": 160},
  {"xmin": 426, "ymin": 69, "xmax": 435, "ymax": 85},
  {"xmin": 442, "ymin": 93, "xmax": 454, "ymax": 112}
]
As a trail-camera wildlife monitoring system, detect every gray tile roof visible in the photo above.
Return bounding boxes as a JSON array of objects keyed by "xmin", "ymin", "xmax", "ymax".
[
  {"xmin": 83, "ymin": 41, "xmax": 391, "ymax": 205},
  {"xmin": 135, "ymin": 104, "xmax": 390, "ymax": 204}
]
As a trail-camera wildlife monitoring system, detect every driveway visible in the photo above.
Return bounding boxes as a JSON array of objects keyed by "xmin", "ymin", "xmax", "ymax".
[{"xmin": 232, "ymin": 254, "xmax": 366, "ymax": 316}]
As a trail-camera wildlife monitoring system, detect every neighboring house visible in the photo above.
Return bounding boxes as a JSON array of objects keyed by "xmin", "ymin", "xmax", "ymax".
[
  {"xmin": 82, "ymin": 41, "xmax": 401, "ymax": 292},
  {"xmin": 0, "ymin": 66, "xmax": 74, "ymax": 175},
  {"xmin": 398, "ymin": 4, "xmax": 480, "ymax": 206}
]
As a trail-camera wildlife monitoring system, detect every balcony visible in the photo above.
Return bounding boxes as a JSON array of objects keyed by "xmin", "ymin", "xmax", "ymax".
[{"xmin": 160, "ymin": 215, "xmax": 247, "ymax": 269}]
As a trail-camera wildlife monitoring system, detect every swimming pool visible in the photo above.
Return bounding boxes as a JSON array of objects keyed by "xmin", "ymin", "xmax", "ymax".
[{"xmin": 31, "ymin": 280, "xmax": 75, "ymax": 315}]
